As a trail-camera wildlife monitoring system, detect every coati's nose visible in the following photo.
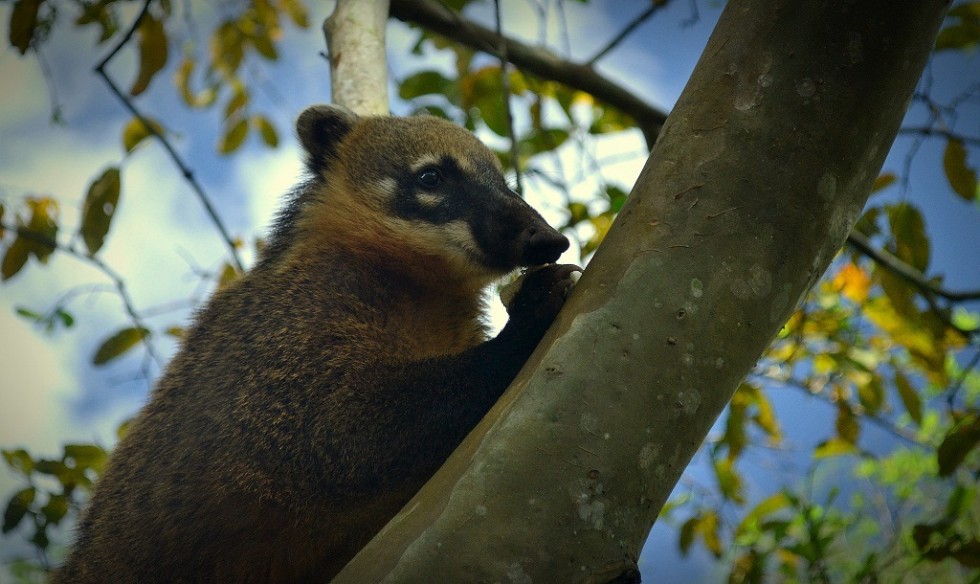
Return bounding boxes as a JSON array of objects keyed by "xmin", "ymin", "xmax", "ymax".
[{"xmin": 523, "ymin": 225, "xmax": 570, "ymax": 266}]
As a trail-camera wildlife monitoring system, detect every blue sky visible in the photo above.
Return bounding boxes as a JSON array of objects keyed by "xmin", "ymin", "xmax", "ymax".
[{"xmin": 0, "ymin": 1, "xmax": 977, "ymax": 581}]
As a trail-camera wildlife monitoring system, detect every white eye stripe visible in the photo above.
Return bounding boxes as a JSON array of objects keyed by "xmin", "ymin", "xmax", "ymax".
[
  {"xmin": 409, "ymin": 155, "xmax": 442, "ymax": 173},
  {"xmin": 416, "ymin": 192, "xmax": 443, "ymax": 208}
]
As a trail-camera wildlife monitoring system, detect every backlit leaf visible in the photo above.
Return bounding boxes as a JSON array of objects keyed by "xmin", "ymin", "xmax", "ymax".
[
  {"xmin": 92, "ymin": 326, "xmax": 150, "ymax": 365},
  {"xmin": 130, "ymin": 13, "xmax": 169, "ymax": 96},
  {"xmin": 80, "ymin": 166, "xmax": 121, "ymax": 255},
  {"xmin": 871, "ymin": 172, "xmax": 896, "ymax": 193},
  {"xmin": 893, "ymin": 371, "xmax": 922, "ymax": 425},
  {"xmin": 399, "ymin": 70, "xmax": 456, "ymax": 101},
  {"xmin": 2, "ymin": 236, "xmax": 31, "ymax": 281},
  {"xmin": 252, "ymin": 115, "xmax": 279, "ymax": 147},
  {"xmin": 64, "ymin": 444, "xmax": 106, "ymax": 470},
  {"xmin": 175, "ymin": 58, "xmax": 218, "ymax": 108},
  {"xmin": 279, "ymin": 0, "xmax": 309, "ymax": 27},
  {"xmin": 937, "ymin": 414, "xmax": 980, "ymax": 476},
  {"xmin": 887, "ymin": 203, "xmax": 930, "ymax": 272},
  {"xmin": 736, "ymin": 492, "xmax": 791, "ymax": 536},
  {"xmin": 41, "ymin": 494, "xmax": 68, "ymax": 524},
  {"xmin": 122, "ymin": 116, "xmax": 163, "ymax": 153},
  {"xmin": 943, "ymin": 139, "xmax": 978, "ymax": 202},
  {"xmin": 833, "ymin": 262, "xmax": 871, "ymax": 303},
  {"xmin": 835, "ymin": 402, "xmax": 860, "ymax": 443},
  {"xmin": 714, "ymin": 457, "xmax": 746, "ymax": 504},
  {"xmin": 218, "ymin": 117, "xmax": 249, "ymax": 154},
  {"xmin": 224, "ymin": 83, "xmax": 248, "ymax": 120},
  {"xmin": 814, "ymin": 437, "xmax": 858, "ymax": 459},
  {"xmin": 2, "ymin": 449, "xmax": 34, "ymax": 475},
  {"xmin": 9, "ymin": 0, "xmax": 42, "ymax": 55},
  {"xmin": 25, "ymin": 197, "xmax": 58, "ymax": 263},
  {"xmin": 211, "ymin": 21, "xmax": 245, "ymax": 76}
]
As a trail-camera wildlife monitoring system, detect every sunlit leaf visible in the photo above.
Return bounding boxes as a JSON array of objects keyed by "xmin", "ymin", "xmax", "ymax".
[
  {"xmin": 64, "ymin": 444, "xmax": 106, "ymax": 471},
  {"xmin": 871, "ymin": 172, "xmax": 897, "ymax": 193},
  {"xmin": 833, "ymin": 262, "xmax": 871, "ymax": 303},
  {"xmin": 252, "ymin": 115, "xmax": 279, "ymax": 147},
  {"xmin": 80, "ymin": 166, "xmax": 121, "ymax": 255},
  {"xmin": 893, "ymin": 371, "xmax": 922, "ymax": 425},
  {"xmin": 943, "ymin": 139, "xmax": 978, "ymax": 202},
  {"xmin": 211, "ymin": 21, "xmax": 245, "ymax": 76},
  {"xmin": 714, "ymin": 457, "xmax": 746, "ymax": 504},
  {"xmin": 9, "ymin": 0, "xmax": 42, "ymax": 55},
  {"xmin": 224, "ymin": 83, "xmax": 249, "ymax": 120},
  {"xmin": 937, "ymin": 414, "xmax": 980, "ymax": 476},
  {"xmin": 589, "ymin": 104, "xmax": 635, "ymax": 134},
  {"xmin": 279, "ymin": 0, "xmax": 309, "ymax": 27},
  {"xmin": 92, "ymin": 326, "xmax": 150, "ymax": 365},
  {"xmin": 122, "ymin": 116, "xmax": 164, "ymax": 153},
  {"xmin": 2, "ymin": 487, "xmax": 35, "ymax": 534},
  {"xmin": 814, "ymin": 437, "xmax": 858, "ymax": 459},
  {"xmin": 835, "ymin": 402, "xmax": 860, "ymax": 443},
  {"xmin": 736, "ymin": 492, "xmax": 791, "ymax": 536},
  {"xmin": 218, "ymin": 117, "xmax": 249, "ymax": 154},
  {"xmin": 130, "ymin": 13, "xmax": 169, "ymax": 96}
]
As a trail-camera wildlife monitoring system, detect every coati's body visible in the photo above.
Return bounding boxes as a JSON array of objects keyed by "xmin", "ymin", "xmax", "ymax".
[{"xmin": 54, "ymin": 106, "xmax": 575, "ymax": 583}]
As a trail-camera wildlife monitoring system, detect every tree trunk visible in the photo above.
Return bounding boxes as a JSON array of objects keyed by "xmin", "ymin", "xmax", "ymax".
[{"xmin": 335, "ymin": 1, "xmax": 948, "ymax": 581}]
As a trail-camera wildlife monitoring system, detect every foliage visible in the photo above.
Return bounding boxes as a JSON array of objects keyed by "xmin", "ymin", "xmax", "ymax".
[{"xmin": 1, "ymin": 0, "xmax": 978, "ymax": 581}]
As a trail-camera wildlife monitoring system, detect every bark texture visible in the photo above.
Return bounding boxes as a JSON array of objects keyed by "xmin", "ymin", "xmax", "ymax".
[
  {"xmin": 335, "ymin": 1, "xmax": 949, "ymax": 581},
  {"xmin": 324, "ymin": 0, "xmax": 390, "ymax": 115}
]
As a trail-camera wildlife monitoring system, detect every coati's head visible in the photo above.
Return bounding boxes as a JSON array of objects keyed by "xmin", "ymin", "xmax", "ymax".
[{"xmin": 286, "ymin": 105, "xmax": 569, "ymax": 287}]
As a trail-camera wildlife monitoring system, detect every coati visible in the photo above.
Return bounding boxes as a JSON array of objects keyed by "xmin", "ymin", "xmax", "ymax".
[{"xmin": 53, "ymin": 105, "xmax": 578, "ymax": 583}]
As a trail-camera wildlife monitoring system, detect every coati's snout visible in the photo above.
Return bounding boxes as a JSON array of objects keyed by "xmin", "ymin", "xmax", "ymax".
[{"xmin": 521, "ymin": 223, "xmax": 570, "ymax": 266}]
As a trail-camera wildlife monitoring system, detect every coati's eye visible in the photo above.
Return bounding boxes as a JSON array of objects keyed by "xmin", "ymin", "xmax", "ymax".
[{"xmin": 417, "ymin": 167, "xmax": 442, "ymax": 189}]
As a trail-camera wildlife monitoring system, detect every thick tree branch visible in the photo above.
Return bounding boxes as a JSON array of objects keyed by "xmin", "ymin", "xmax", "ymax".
[
  {"xmin": 93, "ymin": 0, "xmax": 244, "ymax": 273},
  {"xmin": 324, "ymin": 0, "xmax": 390, "ymax": 114},
  {"xmin": 846, "ymin": 231, "xmax": 980, "ymax": 302},
  {"xmin": 389, "ymin": 0, "xmax": 667, "ymax": 148}
]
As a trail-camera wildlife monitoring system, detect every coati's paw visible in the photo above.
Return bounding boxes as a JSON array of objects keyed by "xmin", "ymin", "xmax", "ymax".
[{"xmin": 502, "ymin": 264, "xmax": 582, "ymax": 326}]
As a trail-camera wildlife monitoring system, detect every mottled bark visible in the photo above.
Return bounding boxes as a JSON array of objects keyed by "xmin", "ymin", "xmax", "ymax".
[{"xmin": 335, "ymin": 1, "xmax": 948, "ymax": 581}]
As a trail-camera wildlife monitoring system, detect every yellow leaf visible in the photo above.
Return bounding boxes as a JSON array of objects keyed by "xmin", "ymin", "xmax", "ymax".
[
  {"xmin": 833, "ymin": 262, "xmax": 871, "ymax": 303},
  {"xmin": 835, "ymin": 401, "xmax": 860, "ymax": 443},
  {"xmin": 252, "ymin": 115, "xmax": 279, "ymax": 147},
  {"xmin": 814, "ymin": 437, "xmax": 858, "ymax": 459},
  {"xmin": 278, "ymin": 0, "xmax": 309, "ymax": 28},
  {"xmin": 870, "ymin": 172, "xmax": 896, "ymax": 194},
  {"xmin": 122, "ymin": 117, "xmax": 163, "ymax": 153},
  {"xmin": 218, "ymin": 117, "xmax": 249, "ymax": 154},
  {"xmin": 130, "ymin": 13, "xmax": 169, "ymax": 96},
  {"xmin": 211, "ymin": 21, "xmax": 245, "ymax": 76},
  {"xmin": 2, "ymin": 236, "xmax": 31, "ymax": 281}
]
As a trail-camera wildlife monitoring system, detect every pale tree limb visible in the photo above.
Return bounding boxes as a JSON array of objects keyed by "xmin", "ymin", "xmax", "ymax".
[
  {"xmin": 324, "ymin": 0, "xmax": 390, "ymax": 115},
  {"xmin": 389, "ymin": 0, "xmax": 668, "ymax": 147},
  {"xmin": 336, "ymin": 1, "xmax": 948, "ymax": 581}
]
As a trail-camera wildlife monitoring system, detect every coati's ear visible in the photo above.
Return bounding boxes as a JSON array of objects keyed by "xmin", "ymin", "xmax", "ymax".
[{"xmin": 296, "ymin": 105, "xmax": 359, "ymax": 171}]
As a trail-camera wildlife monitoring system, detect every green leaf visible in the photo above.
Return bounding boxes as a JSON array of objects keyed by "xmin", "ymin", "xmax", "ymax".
[
  {"xmin": 80, "ymin": 166, "xmax": 121, "ymax": 255},
  {"xmin": 130, "ymin": 13, "xmax": 169, "ymax": 96},
  {"xmin": 936, "ymin": 22, "xmax": 980, "ymax": 51},
  {"xmin": 55, "ymin": 308, "xmax": 74, "ymax": 329},
  {"xmin": 218, "ymin": 117, "xmax": 249, "ymax": 154},
  {"xmin": 736, "ymin": 492, "xmax": 791, "ymax": 536},
  {"xmin": 211, "ymin": 21, "xmax": 245, "ymax": 76},
  {"xmin": 92, "ymin": 326, "xmax": 150, "ymax": 365},
  {"xmin": 887, "ymin": 203, "xmax": 930, "ymax": 272},
  {"xmin": 9, "ymin": 0, "xmax": 42, "ymax": 55},
  {"xmin": 2, "ymin": 487, "xmax": 35, "ymax": 534},
  {"xmin": 14, "ymin": 306, "xmax": 43, "ymax": 322},
  {"xmin": 399, "ymin": 70, "xmax": 455, "ymax": 100},
  {"xmin": 64, "ymin": 444, "xmax": 106, "ymax": 470},
  {"xmin": 252, "ymin": 115, "xmax": 279, "ymax": 147},
  {"xmin": 2, "ymin": 234, "xmax": 32, "ymax": 281},
  {"xmin": 714, "ymin": 457, "xmax": 746, "ymax": 504},
  {"xmin": 893, "ymin": 370, "xmax": 922, "ymax": 425},
  {"xmin": 2, "ymin": 449, "xmax": 34, "ymax": 476},
  {"xmin": 937, "ymin": 414, "xmax": 980, "ymax": 476},
  {"xmin": 223, "ymin": 84, "xmax": 248, "ymax": 120},
  {"xmin": 122, "ymin": 116, "xmax": 164, "ymax": 153},
  {"xmin": 943, "ymin": 139, "xmax": 978, "ymax": 202},
  {"xmin": 41, "ymin": 494, "xmax": 68, "ymax": 524},
  {"xmin": 835, "ymin": 401, "xmax": 860, "ymax": 444}
]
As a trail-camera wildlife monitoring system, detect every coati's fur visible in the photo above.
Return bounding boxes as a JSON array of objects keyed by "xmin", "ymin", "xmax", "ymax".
[{"xmin": 54, "ymin": 105, "xmax": 577, "ymax": 583}]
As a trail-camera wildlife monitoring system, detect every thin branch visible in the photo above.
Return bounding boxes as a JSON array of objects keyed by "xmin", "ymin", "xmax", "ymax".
[
  {"xmin": 846, "ymin": 230, "xmax": 980, "ymax": 302},
  {"xmin": 390, "ymin": 0, "xmax": 668, "ymax": 148},
  {"xmin": 93, "ymin": 0, "xmax": 245, "ymax": 272},
  {"xmin": 947, "ymin": 349, "xmax": 980, "ymax": 410},
  {"xmin": 493, "ymin": 0, "xmax": 523, "ymax": 195},
  {"xmin": 2, "ymin": 222, "xmax": 163, "ymax": 368},
  {"xmin": 586, "ymin": 2, "xmax": 664, "ymax": 66},
  {"xmin": 898, "ymin": 126, "xmax": 980, "ymax": 146}
]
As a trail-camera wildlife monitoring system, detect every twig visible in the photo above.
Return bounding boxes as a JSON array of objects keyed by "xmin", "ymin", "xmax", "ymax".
[
  {"xmin": 586, "ymin": 2, "xmax": 665, "ymax": 66},
  {"xmin": 3, "ymin": 221, "xmax": 163, "ymax": 368},
  {"xmin": 390, "ymin": 0, "xmax": 668, "ymax": 148},
  {"xmin": 846, "ymin": 231, "xmax": 980, "ymax": 302},
  {"xmin": 493, "ymin": 0, "xmax": 522, "ymax": 195},
  {"xmin": 897, "ymin": 126, "xmax": 980, "ymax": 146},
  {"xmin": 947, "ymin": 349, "xmax": 980, "ymax": 410},
  {"xmin": 93, "ymin": 0, "xmax": 244, "ymax": 272}
]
